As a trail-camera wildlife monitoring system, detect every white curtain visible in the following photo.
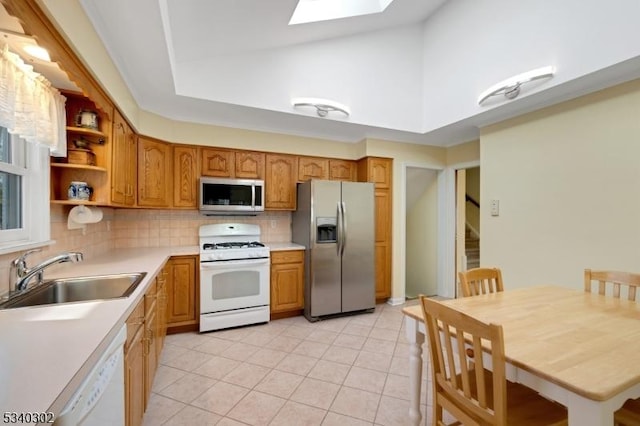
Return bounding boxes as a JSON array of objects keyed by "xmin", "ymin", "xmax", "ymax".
[{"xmin": 0, "ymin": 44, "xmax": 67, "ymax": 156}]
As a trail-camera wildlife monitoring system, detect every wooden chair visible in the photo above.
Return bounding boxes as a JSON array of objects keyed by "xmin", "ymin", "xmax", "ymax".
[
  {"xmin": 584, "ymin": 270, "xmax": 640, "ymax": 425},
  {"xmin": 459, "ymin": 267, "xmax": 504, "ymax": 297},
  {"xmin": 584, "ymin": 269, "xmax": 640, "ymax": 301},
  {"xmin": 419, "ymin": 295, "xmax": 567, "ymax": 426}
]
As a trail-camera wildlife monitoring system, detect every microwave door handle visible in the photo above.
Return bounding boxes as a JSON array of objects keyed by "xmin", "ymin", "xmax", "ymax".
[{"xmin": 252, "ymin": 184, "xmax": 256, "ymax": 210}]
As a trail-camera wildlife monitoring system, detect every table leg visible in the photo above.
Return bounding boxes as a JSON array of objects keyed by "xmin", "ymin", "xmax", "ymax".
[
  {"xmin": 405, "ymin": 316, "xmax": 425, "ymax": 426},
  {"xmin": 566, "ymin": 394, "xmax": 613, "ymax": 426}
]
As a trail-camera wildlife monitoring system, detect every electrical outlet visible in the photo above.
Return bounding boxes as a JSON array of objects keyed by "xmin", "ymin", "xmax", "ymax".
[
  {"xmin": 490, "ymin": 200, "xmax": 500, "ymax": 217},
  {"xmin": 271, "ymin": 220, "xmax": 277, "ymax": 229}
]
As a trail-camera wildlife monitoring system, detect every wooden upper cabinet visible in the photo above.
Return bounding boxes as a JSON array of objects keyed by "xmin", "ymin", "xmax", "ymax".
[
  {"xmin": 235, "ymin": 151, "xmax": 265, "ymax": 179},
  {"xmin": 201, "ymin": 148, "xmax": 234, "ymax": 177},
  {"xmin": 329, "ymin": 159, "xmax": 356, "ymax": 181},
  {"xmin": 138, "ymin": 136, "xmax": 172, "ymax": 207},
  {"xmin": 298, "ymin": 157, "xmax": 328, "ymax": 182},
  {"xmin": 358, "ymin": 157, "xmax": 392, "ymax": 189},
  {"xmin": 265, "ymin": 154, "xmax": 298, "ymax": 210},
  {"xmin": 111, "ymin": 110, "xmax": 136, "ymax": 206},
  {"xmin": 173, "ymin": 145, "xmax": 198, "ymax": 208}
]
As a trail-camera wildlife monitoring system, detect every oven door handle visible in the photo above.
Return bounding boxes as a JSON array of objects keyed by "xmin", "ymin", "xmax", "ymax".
[{"xmin": 200, "ymin": 258, "xmax": 270, "ymax": 268}]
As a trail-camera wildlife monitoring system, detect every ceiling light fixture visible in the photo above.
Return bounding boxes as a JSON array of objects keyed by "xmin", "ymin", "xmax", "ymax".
[
  {"xmin": 292, "ymin": 97, "xmax": 350, "ymax": 118},
  {"xmin": 477, "ymin": 66, "xmax": 555, "ymax": 105}
]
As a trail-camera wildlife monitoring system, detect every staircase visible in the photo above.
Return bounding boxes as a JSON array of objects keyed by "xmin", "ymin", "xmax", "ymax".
[{"xmin": 465, "ymin": 226, "xmax": 480, "ymax": 269}]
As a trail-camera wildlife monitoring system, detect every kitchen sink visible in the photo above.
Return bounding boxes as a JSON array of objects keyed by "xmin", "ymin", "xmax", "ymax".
[{"xmin": 0, "ymin": 272, "xmax": 147, "ymax": 309}]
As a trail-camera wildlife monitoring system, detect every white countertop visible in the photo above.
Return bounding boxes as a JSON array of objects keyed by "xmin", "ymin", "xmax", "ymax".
[
  {"xmin": 0, "ymin": 246, "xmax": 198, "ymax": 416},
  {"xmin": 266, "ymin": 242, "xmax": 305, "ymax": 251}
]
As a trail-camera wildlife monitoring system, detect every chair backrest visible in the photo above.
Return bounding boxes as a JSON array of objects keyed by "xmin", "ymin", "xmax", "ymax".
[
  {"xmin": 584, "ymin": 269, "xmax": 640, "ymax": 301},
  {"xmin": 420, "ymin": 295, "xmax": 507, "ymax": 426},
  {"xmin": 459, "ymin": 267, "xmax": 504, "ymax": 297}
]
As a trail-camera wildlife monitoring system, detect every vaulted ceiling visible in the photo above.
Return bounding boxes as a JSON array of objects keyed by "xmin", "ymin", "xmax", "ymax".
[{"xmin": 24, "ymin": 0, "xmax": 640, "ymax": 146}]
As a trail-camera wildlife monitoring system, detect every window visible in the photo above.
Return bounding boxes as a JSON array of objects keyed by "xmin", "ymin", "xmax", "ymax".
[{"xmin": 0, "ymin": 126, "xmax": 50, "ymax": 254}]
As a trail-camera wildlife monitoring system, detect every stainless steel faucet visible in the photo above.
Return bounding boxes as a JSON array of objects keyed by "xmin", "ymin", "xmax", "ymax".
[{"xmin": 10, "ymin": 249, "xmax": 84, "ymax": 292}]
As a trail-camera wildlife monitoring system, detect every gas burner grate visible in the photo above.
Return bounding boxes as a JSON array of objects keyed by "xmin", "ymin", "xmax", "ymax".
[{"xmin": 202, "ymin": 241, "xmax": 265, "ymax": 250}]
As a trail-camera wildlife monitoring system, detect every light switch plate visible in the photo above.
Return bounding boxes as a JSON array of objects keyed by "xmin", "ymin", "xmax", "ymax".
[{"xmin": 491, "ymin": 200, "xmax": 499, "ymax": 216}]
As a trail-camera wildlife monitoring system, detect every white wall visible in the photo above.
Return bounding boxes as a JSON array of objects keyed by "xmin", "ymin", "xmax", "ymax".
[
  {"xmin": 421, "ymin": 0, "xmax": 640, "ymax": 132},
  {"xmin": 480, "ymin": 79, "xmax": 640, "ymax": 290},
  {"xmin": 406, "ymin": 168, "xmax": 438, "ymax": 298},
  {"xmin": 177, "ymin": 25, "xmax": 425, "ymax": 132}
]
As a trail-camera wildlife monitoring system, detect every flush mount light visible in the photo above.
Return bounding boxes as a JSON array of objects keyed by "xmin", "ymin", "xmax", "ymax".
[
  {"xmin": 292, "ymin": 97, "xmax": 350, "ymax": 118},
  {"xmin": 477, "ymin": 66, "xmax": 555, "ymax": 105}
]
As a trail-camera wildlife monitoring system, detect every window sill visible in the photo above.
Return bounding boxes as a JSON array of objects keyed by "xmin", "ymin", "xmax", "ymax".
[{"xmin": 0, "ymin": 240, "xmax": 56, "ymax": 256}]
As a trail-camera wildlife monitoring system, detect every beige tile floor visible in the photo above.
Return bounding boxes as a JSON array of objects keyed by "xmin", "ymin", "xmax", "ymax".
[{"xmin": 143, "ymin": 301, "xmax": 433, "ymax": 426}]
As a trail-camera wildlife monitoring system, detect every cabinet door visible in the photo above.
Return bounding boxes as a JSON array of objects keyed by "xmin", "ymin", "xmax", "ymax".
[
  {"xmin": 166, "ymin": 256, "xmax": 198, "ymax": 326},
  {"xmin": 298, "ymin": 157, "xmax": 328, "ymax": 181},
  {"xmin": 329, "ymin": 159, "xmax": 356, "ymax": 181},
  {"xmin": 270, "ymin": 251, "xmax": 304, "ymax": 313},
  {"xmin": 173, "ymin": 145, "xmax": 198, "ymax": 208},
  {"xmin": 156, "ymin": 267, "xmax": 168, "ymax": 353},
  {"xmin": 124, "ymin": 326, "xmax": 144, "ymax": 426},
  {"xmin": 143, "ymin": 301, "xmax": 158, "ymax": 408},
  {"xmin": 138, "ymin": 137, "xmax": 172, "ymax": 207},
  {"xmin": 375, "ymin": 243, "xmax": 391, "ymax": 299},
  {"xmin": 265, "ymin": 154, "xmax": 298, "ymax": 210},
  {"xmin": 374, "ymin": 189, "xmax": 391, "ymax": 298},
  {"xmin": 359, "ymin": 157, "xmax": 391, "ymax": 189},
  {"xmin": 235, "ymin": 151, "xmax": 265, "ymax": 179},
  {"xmin": 112, "ymin": 110, "xmax": 136, "ymax": 206},
  {"xmin": 201, "ymin": 148, "xmax": 234, "ymax": 177}
]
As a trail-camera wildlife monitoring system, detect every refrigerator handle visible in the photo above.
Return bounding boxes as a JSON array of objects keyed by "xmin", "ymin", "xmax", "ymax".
[
  {"xmin": 336, "ymin": 202, "xmax": 342, "ymax": 256},
  {"xmin": 341, "ymin": 201, "xmax": 347, "ymax": 256}
]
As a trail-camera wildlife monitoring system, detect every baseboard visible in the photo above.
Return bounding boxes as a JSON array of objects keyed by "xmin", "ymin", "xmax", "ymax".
[
  {"xmin": 386, "ymin": 297, "xmax": 405, "ymax": 306},
  {"xmin": 270, "ymin": 309, "xmax": 303, "ymax": 320}
]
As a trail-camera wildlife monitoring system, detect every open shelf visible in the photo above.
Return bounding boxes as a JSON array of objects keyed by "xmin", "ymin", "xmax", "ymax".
[
  {"xmin": 66, "ymin": 126, "xmax": 108, "ymax": 139},
  {"xmin": 50, "ymin": 200, "xmax": 101, "ymax": 206},
  {"xmin": 51, "ymin": 163, "xmax": 107, "ymax": 172}
]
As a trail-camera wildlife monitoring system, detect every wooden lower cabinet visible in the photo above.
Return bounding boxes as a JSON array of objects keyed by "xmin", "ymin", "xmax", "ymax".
[
  {"xmin": 124, "ymin": 269, "xmax": 169, "ymax": 426},
  {"xmin": 166, "ymin": 255, "xmax": 198, "ymax": 330},
  {"xmin": 124, "ymin": 299, "xmax": 145, "ymax": 426},
  {"xmin": 144, "ymin": 298, "xmax": 158, "ymax": 408},
  {"xmin": 156, "ymin": 266, "xmax": 168, "ymax": 353},
  {"xmin": 270, "ymin": 250, "xmax": 304, "ymax": 315}
]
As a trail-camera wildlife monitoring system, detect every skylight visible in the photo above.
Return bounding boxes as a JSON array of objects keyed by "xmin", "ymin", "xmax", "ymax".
[{"xmin": 289, "ymin": 0, "xmax": 396, "ymax": 25}]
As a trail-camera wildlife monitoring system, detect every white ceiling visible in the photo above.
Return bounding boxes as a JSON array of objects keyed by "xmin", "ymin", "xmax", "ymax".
[{"xmin": 6, "ymin": 0, "xmax": 640, "ymax": 147}]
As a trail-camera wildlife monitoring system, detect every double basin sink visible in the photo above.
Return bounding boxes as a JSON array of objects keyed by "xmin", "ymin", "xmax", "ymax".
[{"xmin": 0, "ymin": 272, "xmax": 147, "ymax": 310}]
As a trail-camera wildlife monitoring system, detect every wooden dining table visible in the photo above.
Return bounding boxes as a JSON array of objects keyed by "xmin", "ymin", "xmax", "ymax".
[{"xmin": 402, "ymin": 285, "xmax": 640, "ymax": 426}]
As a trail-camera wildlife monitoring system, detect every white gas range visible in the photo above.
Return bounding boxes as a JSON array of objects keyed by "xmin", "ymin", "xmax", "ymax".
[{"xmin": 198, "ymin": 223, "xmax": 270, "ymax": 332}]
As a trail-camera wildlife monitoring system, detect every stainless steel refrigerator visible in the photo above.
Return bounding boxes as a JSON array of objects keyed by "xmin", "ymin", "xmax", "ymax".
[{"xmin": 292, "ymin": 180, "xmax": 375, "ymax": 321}]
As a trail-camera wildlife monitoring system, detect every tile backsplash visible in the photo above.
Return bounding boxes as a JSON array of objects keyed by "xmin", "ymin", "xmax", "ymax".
[
  {"xmin": 112, "ymin": 209, "xmax": 291, "ymax": 248},
  {"xmin": 0, "ymin": 205, "xmax": 291, "ymax": 294}
]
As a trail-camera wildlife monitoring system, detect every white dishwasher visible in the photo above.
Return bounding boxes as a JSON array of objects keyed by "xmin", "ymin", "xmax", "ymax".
[{"xmin": 55, "ymin": 324, "xmax": 126, "ymax": 425}]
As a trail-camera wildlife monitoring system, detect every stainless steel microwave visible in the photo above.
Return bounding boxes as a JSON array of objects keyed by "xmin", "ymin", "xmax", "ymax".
[{"xmin": 199, "ymin": 177, "xmax": 265, "ymax": 214}]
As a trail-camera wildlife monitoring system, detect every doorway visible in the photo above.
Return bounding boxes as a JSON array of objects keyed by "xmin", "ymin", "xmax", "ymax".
[
  {"xmin": 455, "ymin": 166, "xmax": 481, "ymax": 292},
  {"xmin": 405, "ymin": 167, "xmax": 438, "ymax": 298}
]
